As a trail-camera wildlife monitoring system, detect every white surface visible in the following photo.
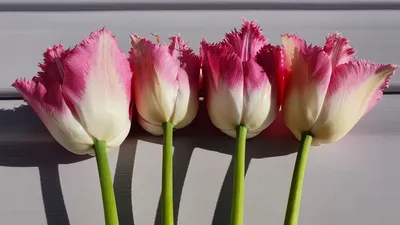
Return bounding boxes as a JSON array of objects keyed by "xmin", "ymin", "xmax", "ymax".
[
  {"xmin": 0, "ymin": 96, "xmax": 400, "ymax": 225},
  {"xmin": 1, "ymin": 10, "xmax": 400, "ymax": 95},
  {"xmin": 1, "ymin": 1, "xmax": 400, "ymax": 224}
]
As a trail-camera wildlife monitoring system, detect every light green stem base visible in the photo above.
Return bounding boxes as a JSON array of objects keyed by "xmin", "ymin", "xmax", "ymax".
[
  {"xmin": 94, "ymin": 140, "xmax": 119, "ymax": 225},
  {"xmin": 230, "ymin": 125, "xmax": 247, "ymax": 225},
  {"xmin": 162, "ymin": 122, "xmax": 174, "ymax": 225},
  {"xmin": 284, "ymin": 132, "xmax": 313, "ymax": 225}
]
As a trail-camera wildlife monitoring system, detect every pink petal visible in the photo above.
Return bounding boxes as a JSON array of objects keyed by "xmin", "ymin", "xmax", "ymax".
[
  {"xmin": 281, "ymin": 34, "xmax": 307, "ymax": 73},
  {"xmin": 12, "ymin": 78, "xmax": 64, "ymax": 120},
  {"xmin": 201, "ymin": 39, "xmax": 244, "ymax": 132},
  {"xmin": 130, "ymin": 34, "xmax": 180, "ymax": 124},
  {"xmin": 130, "ymin": 35, "xmax": 179, "ymax": 87},
  {"xmin": 130, "ymin": 35, "xmax": 199, "ymax": 131},
  {"xmin": 241, "ymin": 59, "xmax": 278, "ymax": 135},
  {"xmin": 281, "ymin": 43, "xmax": 332, "ymax": 139},
  {"xmin": 62, "ymin": 28, "xmax": 132, "ymax": 142},
  {"xmin": 200, "ymin": 40, "xmax": 243, "ymax": 90},
  {"xmin": 327, "ymin": 60, "xmax": 397, "ymax": 114},
  {"xmin": 168, "ymin": 35, "xmax": 201, "ymax": 91},
  {"xmin": 37, "ymin": 44, "xmax": 71, "ymax": 89},
  {"xmin": 12, "ymin": 78, "xmax": 93, "ymax": 154},
  {"xmin": 365, "ymin": 64, "xmax": 395, "ymax": 113},
  {"xmin": 63, "ymin": 28, "xmax": 131, "ymax": 104},
  {"xmin": 311, "ymin": 60, "xmax": 397, "ymax": 144},
  {"xmin": 137, "ymin": 115, "xmax": 163, "ymax": 135},
  {"xmin": 282, "ymin": 37, "xmax": 332, "ymax": 100},
  {"xmin": 224, "ymin": 19, "xmax": 267, "ymax": 61},
  {"xmin": 243, "ymin": 59, "xmax": 269, "ymax": 91},
  {"xmin": 323, "ymin": 32, "xmax": 356, "ymax": 68},
  {"xmin": 256, "ymin": 44, "xmax": 285, "ymax": 106},
  {"xmin": 326, "ymin": 60, "xmax": 396, "ymax": 99}
]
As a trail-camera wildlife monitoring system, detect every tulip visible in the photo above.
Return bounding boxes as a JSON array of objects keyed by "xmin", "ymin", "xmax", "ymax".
[
  {"xmin": 130, "ymin": 34, "xmax": 200, "ymax": 225},
  {"xmin": 201, "ymin": 20, "xmax": 283, "ymax": 225},
  {"xmin": 281, "ymin": 33, "xmax": 397, "ymax": 225},
  {"xmin": 12, "ymin": 28, "xmax": 132, "ymax": 225}
]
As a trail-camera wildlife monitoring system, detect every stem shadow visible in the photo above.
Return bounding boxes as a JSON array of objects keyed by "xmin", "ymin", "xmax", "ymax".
[
  {"xmin": 176, "ymin": 100, "xmax": 299, "ymax": 224},
  {"xmin": 152, "ymin": 140, "xmax": 194, "ymax": 225},
  {"xmin": 113, "ymin": 138, "xmax": 138, "ymax": 225},
  {"xmin": 132, "ymin": 99, "xmax": 299, "ymax": 225},
  {"xmin": 39, "ymin": 165, "xmax": 70, "ymax": 225}
]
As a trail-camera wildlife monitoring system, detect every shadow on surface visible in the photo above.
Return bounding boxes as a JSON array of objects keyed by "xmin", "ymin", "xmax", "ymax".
[
  {"xmin": 0, "ymin": 104, "xmax": 141, "ymax": 225},
  {"xmin": 0, "ymin": 141, "xmax": 90, "ymax": 225},
  {"xmin": 0, "ymin": 105, "xmax": 90, "ymax": 225},
  {"xmin": 138, "ymin": 135, "xmax": 194, "ymax": 225},
  {"xmin": 132, "ymin": 100, "xmax": 299, "ymax": 225},
  {"xmin": 114, "ymin": 138, "xmax": 138, "ymax": 225},
  {"xmin": 183, "ymin": 102, "xmax": 298, "ymax": 225},
  {"xmin": 1, "ymin": 101, "xmax": 298, "ymax": 225}
]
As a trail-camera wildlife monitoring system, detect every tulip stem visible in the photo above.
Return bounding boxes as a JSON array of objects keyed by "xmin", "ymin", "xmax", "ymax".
[
  {"xmin": 94, "ymin": 140, "xmax": 119, "ymax": 225},
  {"xmin": 162, "ymin": 122, "xmax": 174, "ymax": 225},
  {"xmin": 284, "ymin": 132, "xmax": 313, "ymax": 225},
  {"xmin": 230, "ymin": 125, "xmax": 247, "ymax": 225}
]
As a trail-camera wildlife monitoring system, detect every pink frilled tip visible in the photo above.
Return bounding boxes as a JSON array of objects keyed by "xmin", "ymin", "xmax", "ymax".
[
  {"xmin": 201, "ymin": 20, "xmax": 272, "ymax": 91},
  {"xmin": 282, "ymin": 33, "xmax": 333, "ymax": 96},
  {"xmin": 322, "ymin": 58, "xmax": 397, "ymax": 117},
  {"xmin": 328, "ymin": 60, "xmax": 397, "ymax": 95},
  {"xmin": 130, "ymin": 33, "xmax": 200, "ymax": 84},
  {"xmin": 169, "ymin": 34, "xmax": 201, "ymax": 89},
  {"xmin": 13, "ymin": 42, "xmax": 71, "ymax": 114},
  {"xmin": 224, "ymin": 20, "xmax": 268, "ymax": 61},
  {"xmin": 75, "ymin": 27, "xmax": 115, "ymax": 47},
  {"xmin": 36, "ymin": 44, "xmax": 71, "ymax": 89},
  {"xmin": 12, "ymin": 78, "xmax": 42, "ymax": 101},
  {"xmin": 129, "ymin": 34, "xmax": 164, "ymax": 59},
  {"xmin": 281, "ymin": 33, "xmax": 307, "ymax": 53},
  {"xmin": 12, "ymin": 77, "xmax": 65, "ymax": 122},
  {"xmin": 169, "ymin": 35, "xmax": 201, "ymax": 74},
  {"xmin": 347, "ymin": 60, "xmax": 398, "ymax": 113},
  {"xmin": 63, "ymin": 27, "xmax": 132, "ymax": 104},
  {"xmin": 200, "ymin": 38, "xmax": 243, "ymax": 90},
  {"xmin": 324, "ymin": 32, "xmax": 355, "ymax": 56},
  {"xmin": 323, "ymin": 32, "xmax": 356, "ymax": 67},
  {"xmin": 168, "ymin": 34, "xmax": 187, "ymax": 55}
]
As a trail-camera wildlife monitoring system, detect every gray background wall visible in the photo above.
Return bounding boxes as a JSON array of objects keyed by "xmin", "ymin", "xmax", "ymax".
[{"xmin": 0, "ymin": 1, "xmax": 400, "ymax": 225}]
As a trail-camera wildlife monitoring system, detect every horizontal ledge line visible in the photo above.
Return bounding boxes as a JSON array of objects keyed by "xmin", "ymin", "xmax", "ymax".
[
  {"xmin": 1, "ymin": 2, "xmax": 400, "ymax": 11},
  {"xmin": 2, "ymin": 86, "xmax": 400, "ymax": 100}
]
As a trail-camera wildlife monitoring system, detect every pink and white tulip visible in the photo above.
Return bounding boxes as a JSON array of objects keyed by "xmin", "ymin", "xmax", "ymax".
[
  {"xmin": 282, "ymin": 33, "xmax": 397, "ymax": 145},
  {"xmin": 201, "ymin": 20, "xmax": 283, "ymax": 138},
  {"xmin": 12, "ymin": 28, "xmax": 132, "ymax": 155},
  {"xmin": 129, "ymin": 35, "xmax": 201, "ymax": 135}
]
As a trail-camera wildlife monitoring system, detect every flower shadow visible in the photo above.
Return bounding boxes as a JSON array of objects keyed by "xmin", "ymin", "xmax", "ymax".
[
  {"xmin": 0, "ymin": 104, "xmax": 91, "ymax": 225},
  {"xmin": 0, "ymin": 104, "xmax": 141, "ymax": 225},
  {"xmin": 1, "ymin": 100, "xmax": 298, "ymax": 225}
]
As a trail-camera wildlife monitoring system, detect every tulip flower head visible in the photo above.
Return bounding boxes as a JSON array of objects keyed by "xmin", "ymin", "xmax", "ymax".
[
  {"xmin": 201, "ymin": 20, "xmax": 283, "ymax": 138},
  {"xmin": 12, "ymin": 28, "xmax": 132, "ymax": 155},
  {"xmin": 282, "ymin": 33, "xmax": 397, "ymax": 145},
  {"xmin": 129, "ymin": 34, "xmax": 201, "ymax": 135}
]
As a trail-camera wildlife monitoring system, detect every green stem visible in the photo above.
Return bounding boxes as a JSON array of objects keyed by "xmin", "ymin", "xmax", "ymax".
[
  {"xmin": 94, "ymin": 140, "xmax": 119, "ymax": 225},
  {"xmin": 162, "ymin": 122, "xmax": 174, "ymax": 225},
  {"xmin": 284, "ymin": 132, "xmax": 313, "ymax": 225},
  {"xmin": 230, "ymin": 125, "xmax": 247, "ymax": 225}
]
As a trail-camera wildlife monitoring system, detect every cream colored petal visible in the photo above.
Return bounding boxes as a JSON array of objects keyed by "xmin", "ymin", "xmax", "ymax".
[
  {"xmin": 206, "ymin": 83, "xmax": 243, "ymax": 137},
  {"xmin": 311, "ymin": 61, "xmax": 397, "ymax": 144}
]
